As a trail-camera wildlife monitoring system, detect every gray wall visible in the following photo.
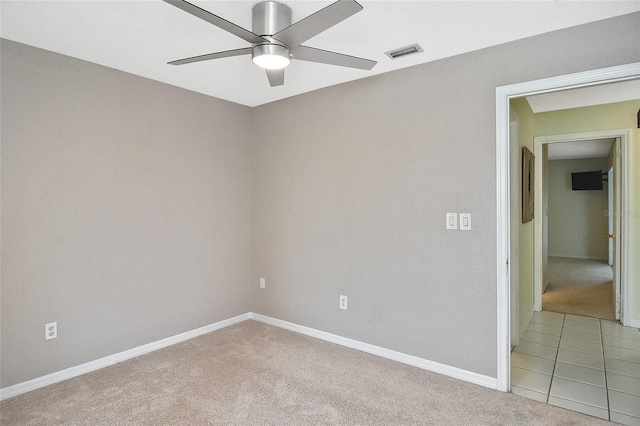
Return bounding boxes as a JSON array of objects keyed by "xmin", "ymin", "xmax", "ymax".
[
  {"xmin": 2, "ymin": 12, "xmax": 639, "ymax": 389},
  {"xmin": 548, "ymin": 158, "xmax": 609, "ymax": 260},
  {"xmin": 1, "ymin": 40, "xmax": 253, "ymax": 387},
  {"xmin": 251, "ymin": 13, "xmax": 640, "ymax": 378}
]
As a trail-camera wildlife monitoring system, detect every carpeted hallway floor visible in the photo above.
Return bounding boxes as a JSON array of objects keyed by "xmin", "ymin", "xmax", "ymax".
[
  {"xmin": 1, "ymin": 320, "xmax": 610, "ymax": 425},
  {"xmin": 543, "ymin": 257, "xmax": 615, "ymax": 320}
]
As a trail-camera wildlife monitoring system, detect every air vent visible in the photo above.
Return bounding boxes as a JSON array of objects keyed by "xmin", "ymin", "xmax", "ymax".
[{"xmin": 385, "ymin": 44, "xmax": 423, "ymax": 60}]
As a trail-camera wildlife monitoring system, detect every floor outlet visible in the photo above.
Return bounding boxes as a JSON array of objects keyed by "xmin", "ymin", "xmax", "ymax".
[
  {"xmin": 339, "ymin": 295, "xmax": 348, "ymax": 310},
  {"xmin": 45, "ymin": 322, "xmax": 57, "ymax": 340}
]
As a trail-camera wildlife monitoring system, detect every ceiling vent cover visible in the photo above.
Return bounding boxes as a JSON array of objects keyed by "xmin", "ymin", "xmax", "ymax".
[{"xmin": 385, "ymin": 43, "xmax": 423, "ymax": 60}]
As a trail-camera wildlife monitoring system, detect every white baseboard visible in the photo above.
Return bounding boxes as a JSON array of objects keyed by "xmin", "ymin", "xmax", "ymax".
[
  {"xmin": 0, "ymin": 313, "xmax": 251, "ymax": 401},
  {"xmin": 625, "ymin": 318, "xmax": 640, "ymax": 328},
  {"xmin": 519, "ymin": 306, "xmax": 535, "ymax": 342},
  {"xmin": 1, "ymin": 311, "xmax": 498, "ymax": 401},
  {"xmin": 249, "ymin": 313, "xmax": 498, "ymax": 390},
  {"xmin": 548, "ymin": 253, "xmax": 607, "ymax": 261}
]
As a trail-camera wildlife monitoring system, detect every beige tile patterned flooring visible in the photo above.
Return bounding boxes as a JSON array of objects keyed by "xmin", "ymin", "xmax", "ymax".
[{"xmin": 511, "ymin": 311, "xmax": 640, "ymax": 425}]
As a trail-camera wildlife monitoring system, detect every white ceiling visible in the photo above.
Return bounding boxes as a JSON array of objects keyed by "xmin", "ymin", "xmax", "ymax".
[
  {"xmin": 547, "ymin": 138, "xmax": 614, "ymax": 161},
  {"xmin": 527, "ymin": 80, "xmax": 640, "ymax": 113},
  {"xmin": 526, "ymin": 79, "xmax": 639, "ymax": 160},
  {"xmin": 2, "ymin": 1, "xmax": 639, "ymax": 107}
]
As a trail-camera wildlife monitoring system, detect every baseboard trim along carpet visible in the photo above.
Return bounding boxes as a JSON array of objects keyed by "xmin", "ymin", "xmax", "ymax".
[
  {"xmin": 0, "ymin": 312, "xmax": 497, "ymax": 401},
  {"xmin": 250, "ymin": 313, "xmax": 498, "ymax": 390},
  {"xmin": 0, "ymin": 313, "xmax": 252, "ymax": 401}
]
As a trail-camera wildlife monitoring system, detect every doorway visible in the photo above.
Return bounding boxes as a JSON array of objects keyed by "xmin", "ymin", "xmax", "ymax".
[
  {"xmin": 534, "ymin": 129, "xmax": 631, "ymax": 324},
  {"xmin": 498, "ymin": 68, "xmax": 640, "ymax": 422},
  {"xmin": 534, "ymin": 133, "xmax": 624, "ymax": 323},
  {"xmin": 495, "ymin": 62, "xmax": 640, "ymax": 392}
]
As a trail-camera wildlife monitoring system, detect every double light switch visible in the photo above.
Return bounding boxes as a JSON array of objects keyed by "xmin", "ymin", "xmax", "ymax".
[{"xmin": 446, "ymin": 213, "xmax": 471, "ymax": 230}]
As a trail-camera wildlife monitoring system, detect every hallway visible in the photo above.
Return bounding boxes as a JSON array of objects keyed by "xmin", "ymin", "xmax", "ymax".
[
  {"xmin": 511, "ymin": 311, "xmax": 640, "ymax": 424},
  {"xmin": 543, "ymin": 257, "xmax": 615, "ymax": 320}
]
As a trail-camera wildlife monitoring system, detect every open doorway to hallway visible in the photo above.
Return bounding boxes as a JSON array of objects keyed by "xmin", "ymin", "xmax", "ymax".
[
  {"xmin": 543, "ymin": 141, "xmax": 616, "ymax": 321},
  {"xmin": 532, "ymin": 130, "xmax": 628, "ymax": 326},
  {"xmin": 511, "ymin": 127, "xmax": 638, "ymax": 424},
  {"xmin": 503, "ymin": 76, "xmax": 639, "ymax": 424},
  {"xmin": 508, "ymin": 105, "xmax": 633, "ymax": 348}
]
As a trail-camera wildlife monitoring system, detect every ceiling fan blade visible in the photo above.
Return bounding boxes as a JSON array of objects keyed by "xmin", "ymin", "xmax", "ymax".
[
  {"xmin": 266, "ymin": 69, "xmax": 285, "ymax": 87},
  {"xmin": 273, "ymin": 0, "xmax": 363, "ymax": 48},
  {"xmin": 168, "ymin": 47, "xmax": 252, "ymax": 65},
  {"xmin": 292, "ymin": 45, "xmax": 376, "ymax": 70},
  {"xmin": 163, "ymin": 0, "xmax": 265, "ymax": 44}
]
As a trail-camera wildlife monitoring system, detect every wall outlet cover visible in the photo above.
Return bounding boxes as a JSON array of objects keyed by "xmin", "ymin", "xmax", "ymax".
[
  {"xmin": 339, "ymin": 295, "xmax": 348, "ymax": 310},
  {"xmin": 45, "ymin": 322, "xmax": 57, "ymax": 340}
]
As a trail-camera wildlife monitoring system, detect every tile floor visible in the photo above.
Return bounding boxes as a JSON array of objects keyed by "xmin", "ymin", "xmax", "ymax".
[{"xmin": 511, "ymin": 311, "xmax": 640, "ymax": 425}]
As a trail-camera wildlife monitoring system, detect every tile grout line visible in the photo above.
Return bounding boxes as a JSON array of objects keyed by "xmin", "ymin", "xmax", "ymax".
[
  {"xmin": 545, "ymin": 313, "xmax": 565, "ymax": 403},
  {"xmin": 600, "ymin": 319, "xmax": 612, "ymax": 421},
  {"xmin": 553, "ymin": 316, "xmax": 611, "ymax": 419}
]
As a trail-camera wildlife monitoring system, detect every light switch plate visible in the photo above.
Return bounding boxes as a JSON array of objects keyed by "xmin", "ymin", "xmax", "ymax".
[
  {"xmin": 459, "ymin": 213, "xmax": 471, "ymax": 230},
  {"xmin": 446, "ymin": 213, "xmax": 458, "ymax": 230},
  {"xmin": 260, "ymin": 277, "xmax": 265, "ymax": 289}
]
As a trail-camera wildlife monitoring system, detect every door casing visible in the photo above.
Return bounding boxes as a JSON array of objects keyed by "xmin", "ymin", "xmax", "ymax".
[{"xmin": 495, "ymin": 62, "xmax": 640, "ymax": 392}]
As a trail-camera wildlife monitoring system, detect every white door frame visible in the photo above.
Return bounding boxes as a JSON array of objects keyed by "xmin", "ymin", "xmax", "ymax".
[
  {"xmin": 533, "ymin": 131, "xmax": 629, "ymax": 318},
  {"xmin": 608, "ymin": 168, "xmax": 614, "ymax": 267},
  {"xmin": 495, "ymin": 62, "xmax": 640, "ymax": 392}
]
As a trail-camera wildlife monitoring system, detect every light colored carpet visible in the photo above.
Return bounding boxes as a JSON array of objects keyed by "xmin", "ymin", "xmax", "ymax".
[
  {"xmin": 1, "ymin": 320, "xmax": 611, "ymax": 425},
  {"xmin": 543, "ymin": 257, "xmax": 615, "ymax": 320}
]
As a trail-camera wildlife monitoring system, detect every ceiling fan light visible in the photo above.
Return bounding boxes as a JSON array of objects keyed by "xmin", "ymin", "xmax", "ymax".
[
  {"xmin": 253, "ymin": 54, "xmax": 290, "ymax": 70},
  {"xmin": 252, "ymin": 44, "xmax": 291, "ymax": 70}
]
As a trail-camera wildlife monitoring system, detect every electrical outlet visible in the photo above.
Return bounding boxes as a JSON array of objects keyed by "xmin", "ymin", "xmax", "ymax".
[
  {"xmin": 339, "ymin": 295, "xmax": 348, "ymax": 310},
  {"xmin": 260, "ymin": 277, "xmax": 266, "ymax": 289},
  {"xmin": 45, "ymin": 322, "xmax": 57, "ymax": 340}
]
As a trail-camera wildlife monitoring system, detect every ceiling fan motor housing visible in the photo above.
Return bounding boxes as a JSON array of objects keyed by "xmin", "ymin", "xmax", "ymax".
[
  {"xmin": 251, "ymin": 2, "xmax": 292, "ymax": 68},
  {"xmin": 252, "ymin": 2, "xmax": 291, "ymax": 38}
]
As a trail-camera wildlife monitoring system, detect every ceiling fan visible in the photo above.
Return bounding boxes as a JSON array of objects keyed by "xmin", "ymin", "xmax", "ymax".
[{"xmin": 163, "ymin": 0, "xmax": 377, "ymax": 87}]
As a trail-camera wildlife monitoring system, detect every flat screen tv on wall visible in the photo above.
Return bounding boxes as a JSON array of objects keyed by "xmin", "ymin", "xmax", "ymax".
[{"xmin": 571, "ymin": 170, "xmax": 604, "ymax": 191}]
